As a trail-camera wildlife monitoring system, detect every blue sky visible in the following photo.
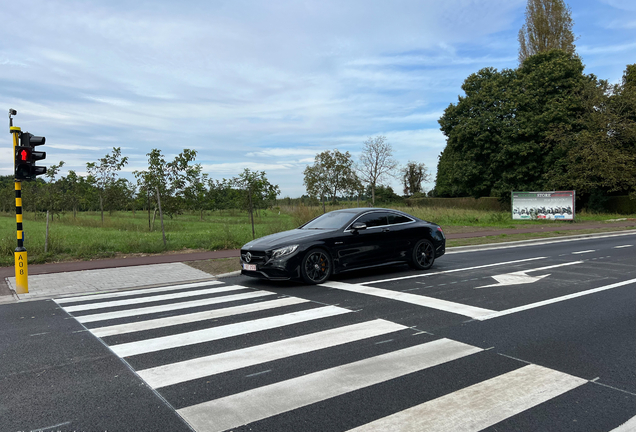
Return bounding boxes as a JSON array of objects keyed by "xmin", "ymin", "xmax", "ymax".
[{"xmin": 2, "ymin": 0, "xmax": 635, "ymax": 197}]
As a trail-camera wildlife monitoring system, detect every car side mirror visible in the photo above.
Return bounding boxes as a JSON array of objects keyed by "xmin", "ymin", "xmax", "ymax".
[{"xmin": 351, "ymin": 222, "xmax": 367, "ymax": 231}]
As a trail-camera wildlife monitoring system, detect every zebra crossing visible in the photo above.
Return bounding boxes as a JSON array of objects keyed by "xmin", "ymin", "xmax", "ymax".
[{"xmin": 54, "ymin": 280, "xmax": 595, "ymax": 432}]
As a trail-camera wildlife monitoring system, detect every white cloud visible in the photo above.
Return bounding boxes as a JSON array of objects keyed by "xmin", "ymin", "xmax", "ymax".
[
  {"xmin": 600, "ymin": 0, "xmax": 636, "ymax": 11},
  {"xmin": 201, "ymin": 162, "xmax": 298, "ymax": 176},
  {"xmin": 47, "ymin": 144, "xmax": 105, "ymax": 151},
  {"xmin": 83, "ymin": 96, "xmax": 133, "ymax": 107},
  {"xmin": 246, "ymin": 148, "xmax": 320, "ymax": 158},
  {"xmin": 0, "ymin": 57, "xmax": 28, "ymax": 67},
  {"xmin": 579, "ymin": 41, "xmax": 636, "ymax": 54},
  {"xmin": 1, "ymin": 0, "xmax": 630, "ymax": 197}
]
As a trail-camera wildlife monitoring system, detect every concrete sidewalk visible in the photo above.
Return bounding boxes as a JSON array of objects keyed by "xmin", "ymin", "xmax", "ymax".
[
  {"xmin": 4, "ymin": 262, "xmax": 218, "ymax": 302},
  {"xmin": 2, "ymin": 220, "xmax": 635, "ymax": 303}
]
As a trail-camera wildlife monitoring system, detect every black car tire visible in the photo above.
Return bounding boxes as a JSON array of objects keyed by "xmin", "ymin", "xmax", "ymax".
[
  {"xmin": 409, "ymin": 239, "xmax": 435, "ymax": 270},
  {"xmin": 301, "ymin": 248, "xmax": 332, "ymax": 284}
]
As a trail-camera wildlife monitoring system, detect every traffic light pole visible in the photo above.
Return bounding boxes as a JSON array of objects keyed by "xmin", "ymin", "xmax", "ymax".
[
  {"xmin": 10, "ymin": 116, "xmax": 28, "ymax": 294},
  {"xmin": 14, "ymin": 181, "xmax": 28, "ymax": 294}
]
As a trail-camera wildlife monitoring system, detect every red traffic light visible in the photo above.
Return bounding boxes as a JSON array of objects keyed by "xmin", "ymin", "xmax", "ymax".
[{"xmin": 14, "ymin": 131, "xmax": 47, "ymax": 181}]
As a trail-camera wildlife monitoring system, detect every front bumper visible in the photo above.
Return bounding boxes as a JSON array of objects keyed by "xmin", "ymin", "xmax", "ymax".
[{"xmin": 240, "ymin": 249, "xmax": 302, "ymax": 281}]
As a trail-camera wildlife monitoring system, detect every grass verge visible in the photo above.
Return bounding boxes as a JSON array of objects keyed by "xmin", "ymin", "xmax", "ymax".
[{"xmin": 1, "ymin": 206, "xmax": 634, "ymax": 267}]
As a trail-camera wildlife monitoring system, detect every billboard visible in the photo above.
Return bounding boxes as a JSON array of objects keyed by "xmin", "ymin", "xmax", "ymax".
[{"xmin": 512, "ymin": 191, "xmax": 575, "ymax": 220}]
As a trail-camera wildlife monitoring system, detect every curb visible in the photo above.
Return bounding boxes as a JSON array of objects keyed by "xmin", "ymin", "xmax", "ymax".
[
  {"xmin": 214, "ymin": 270, "xmax": 242, "ymax": 279},
  {"xmin": 9, "ymin": 276, "xmax": 220, "ymax": 303}
]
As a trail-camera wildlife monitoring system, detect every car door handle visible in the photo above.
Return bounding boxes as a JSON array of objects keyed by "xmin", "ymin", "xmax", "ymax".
[{"xmin": 382, "ymin": 228, "xmax": 390, "ymax": 232}]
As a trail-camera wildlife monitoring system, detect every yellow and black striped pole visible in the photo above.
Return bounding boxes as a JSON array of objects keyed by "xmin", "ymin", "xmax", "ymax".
[{"xmin": 11, "ymin": 125, "xmax": 28, "ymax": 294}]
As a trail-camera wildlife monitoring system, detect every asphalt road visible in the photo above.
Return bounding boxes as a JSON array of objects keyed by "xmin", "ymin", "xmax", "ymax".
[{"xmin": 1, "ymin": 232, "xmax": 634, "ymax": 431}]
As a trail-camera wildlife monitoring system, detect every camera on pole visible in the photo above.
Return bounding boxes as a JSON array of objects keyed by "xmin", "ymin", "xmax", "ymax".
[{"xmin": 14, "ymin": 132, "xmax": 46, "ymax": 180}]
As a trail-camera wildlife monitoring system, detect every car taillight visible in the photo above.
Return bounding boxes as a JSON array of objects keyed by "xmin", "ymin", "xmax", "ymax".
[{"xmin": 437, "ymin": 226, "xmax": 445, "ymax": 239}]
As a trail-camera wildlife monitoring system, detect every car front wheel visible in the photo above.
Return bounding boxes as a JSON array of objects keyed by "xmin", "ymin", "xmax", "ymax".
[
  {"xmin": 409, "ymin": 239, "xmax": 435, "ymax": 270},
  {"xmin": 301, "ymin": 249, "xmax": 332, "ymax": 284}
]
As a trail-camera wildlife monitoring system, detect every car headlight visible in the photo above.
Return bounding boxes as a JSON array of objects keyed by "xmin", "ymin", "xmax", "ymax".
[{"xmin": 271, "ymin": 244, "xmax": 299, "ymax": 259}]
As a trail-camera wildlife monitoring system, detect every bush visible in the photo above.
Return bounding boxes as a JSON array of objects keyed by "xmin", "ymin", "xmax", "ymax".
[{"xmin": 603, "ymin": 196, "xmax": 636, "ymax": 215}]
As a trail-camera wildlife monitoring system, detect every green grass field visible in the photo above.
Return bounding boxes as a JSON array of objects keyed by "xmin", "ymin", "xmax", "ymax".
[
  {"xmin": 1, "ymin": 205, "xmax": 633, "ymax": 267},
  {"xmin": 0, "ymin": 209, "xmax": 296, "ymax": 266}
]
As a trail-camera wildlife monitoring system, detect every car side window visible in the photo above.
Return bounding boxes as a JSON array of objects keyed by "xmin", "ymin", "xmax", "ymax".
[
  {"xmin": 352, "ymin": 212, "xmax": 388, "ymax": 229},
  {"xmin": 388, "ymin": 213, "xmax": 413, "ymax": 225}
]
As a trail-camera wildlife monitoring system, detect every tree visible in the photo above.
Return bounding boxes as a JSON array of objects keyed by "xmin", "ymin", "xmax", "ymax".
[
  {"xmin": 134, "ymin": 148, "xmax": 198, "ymax": 218},
  {"xmin": 366, "ymin": 184, "xmax": 402, "ymax": 205},
  {"xmin": 358, "ymin": 136, "xmax": 399, "ymax": 205},
  {"xmin": 59, "ymin": 170, "xmax": 89, "ymax": 218},
  {"xmin": 42, "ymin": 161, "xmax": 65, "ymax": 216},
  {"xmin": 436, "ymin": 50, "xmax": 589, "ymax": 198},
  {"xmin": 106, "ymin": 178, "xmax": 135, "ymax": 214},
  {"xmin": 231, "ymin": 169, "xmax": 280, "ymax": 239},
  {"xmin": 134, "ymin": 148, "xmax": 198, "ymax": 240},
  {"xmin": 86, "ymin": 147, "xmax": 128, "ymax": 225},
  {"xmin": 546, "ymin": 65, "xmax": 636, "ymax": 199},
  {"xmin": 401, "ymin": 161, "xmax": 430, "ymax": 196},
  {"xmin": 304, "ymin": 150, "xmax": 360, "ymax": 212},
  {"xmin": 207, "ymin": 178, "xmax": 237, "ymax": 211},
  {"xmin": 0, "ymin": 175, "xmax": 14, "ymax": 213},
  {"xmin": 184, "ymin": 164, "xmax": 209, "ymax": 220},
  {"xmin": 518, "ymin": 0, "xmax": 577, "ymax": 64}
]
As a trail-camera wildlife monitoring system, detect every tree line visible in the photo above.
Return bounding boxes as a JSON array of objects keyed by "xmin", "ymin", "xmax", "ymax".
[
  {"xmin": 1, "ymin": 139, "xmax": 432, "ymax": 227},
  {"xmin": 434, "ymin": 0, "xmax": 636, "ymax": 204},
  {"xmin": 0, "ymin": 148, "xmax": 279, "ymax": 231},
  {"xmin": 303, "ymin": 135, "xmax": 430, "ymax": 210}
]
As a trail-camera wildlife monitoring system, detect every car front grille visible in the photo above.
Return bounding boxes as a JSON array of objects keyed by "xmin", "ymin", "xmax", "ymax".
[{"xmin": 241, "ymin": 250, "xmax": 268, "ymax": 264}]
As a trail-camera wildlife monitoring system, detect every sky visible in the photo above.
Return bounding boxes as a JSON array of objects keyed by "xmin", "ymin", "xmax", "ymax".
[{"xmin": 2, "ymin": 0, "xmax": 635, "ymax": 198}]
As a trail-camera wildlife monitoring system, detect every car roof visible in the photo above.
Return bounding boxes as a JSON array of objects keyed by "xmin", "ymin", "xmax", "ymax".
[
  {"xmin": 332, "ymin": 207, "xmax": 401, "ymax": 213},
  {"xmin": 331, "ymin": 207, "xmax": 417, "ymax": 218}
]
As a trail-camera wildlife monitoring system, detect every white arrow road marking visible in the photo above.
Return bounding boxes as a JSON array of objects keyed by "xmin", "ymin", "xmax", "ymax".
[
  {"xmin": 476, "ymin": 261, "xmax": 583, "ymax": 289},
  {"xmin": 478, "ymin": 272, "xmax": 550, "ymax": 288}
]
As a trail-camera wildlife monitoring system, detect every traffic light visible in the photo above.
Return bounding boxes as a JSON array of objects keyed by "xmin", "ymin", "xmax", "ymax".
[{"xmin": 14, "ymin": 132, "xmax": 46, "ymax": 180}]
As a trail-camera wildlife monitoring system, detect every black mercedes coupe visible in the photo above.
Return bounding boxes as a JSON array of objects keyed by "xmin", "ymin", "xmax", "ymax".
[{"xmin": 240, "ymin": 208, "xmax": 446, "ymax": 284}]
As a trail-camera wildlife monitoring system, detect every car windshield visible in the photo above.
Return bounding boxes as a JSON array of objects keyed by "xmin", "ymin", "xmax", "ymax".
[{"xmin": 301, "ymin": 211, "xmax": 356, "ymax": 230}]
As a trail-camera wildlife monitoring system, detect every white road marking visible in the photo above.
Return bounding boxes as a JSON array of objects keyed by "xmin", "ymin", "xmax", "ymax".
[
  {"xmin": 447, "ymin": 231, "xmax": 636, "ymax": 254},
  {"xmin": 73, "ymin": 291, "xmax": 272, "ymax": 323},
  {"xmin": 245, "ymin": 370, "xmax": 271, "ymax": 378},
  {"xmin": 614, "ymin": 245, "xmax": 633, "ymax": 249},
  {"xmin": 53, "ymin": 280, "xmax": 222, "ymax": 304},
  {"xmin": 346, "ymin": 364, "xmax": 586, "ymax": 432},
  {"xmin": 138, "ymin": 319, "xmax": 407, "ymax": 388},
  {"xmin": 363, "ymin": 257, "xmax": 546, "ymax": 285},
  {"xmin": 323, "ymin": 281, "xmax": 495, "ymax": 319},
  {"xmin": 476, "ymin": 278, "xmax": 636, "ymax": 321},
  {"xmin": 611, "ymin": 415, "xmax": 636, "ymax": 431},
  {"xmin": 62, "ymin": 285, "xmax": 249, "ymax": 313},
  {"xmin": 90, "ymin": 297, "xmax": 309, "ymax": 337},
  {"xmin": 477, "ymin": 273, "xmax": 549, "ymax": 289},
  {"xmin": 110, "ymin": 305, "xmax": 351, "ymax": 357},
  {"xmin": 477, "ymin": 261, "xmax": 583, "ymax": 289},
  {"xmin": 176, "ymin": 339, "xmax": 482, "ymax": 432},
  {"xmin": 572, "ymin": 250, "xmax": 596, "ymax": 254},
  {"xmin": 30, "ymin": 421, "xmax": 73, "ymax": 432}
]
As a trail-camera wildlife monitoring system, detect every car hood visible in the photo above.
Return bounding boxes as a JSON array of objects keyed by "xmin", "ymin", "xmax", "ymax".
[{"xmin": 242, "ymin": 229, "xmax": 333, "ymax": 250}]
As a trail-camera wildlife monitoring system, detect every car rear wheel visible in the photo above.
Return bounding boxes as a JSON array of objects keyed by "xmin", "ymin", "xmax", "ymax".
[
  {"xmin": 301, "ymin": 249, "xmax": 332, "ymax": 284},
  {"xmin": 409, "ymin": 239, "xmax": 435, "ymax": 270}
]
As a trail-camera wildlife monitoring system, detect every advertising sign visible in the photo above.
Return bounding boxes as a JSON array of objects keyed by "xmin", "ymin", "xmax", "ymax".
[{"xmin": 512, "ymin": 191, "xmax": 575, "ymax": 220}]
